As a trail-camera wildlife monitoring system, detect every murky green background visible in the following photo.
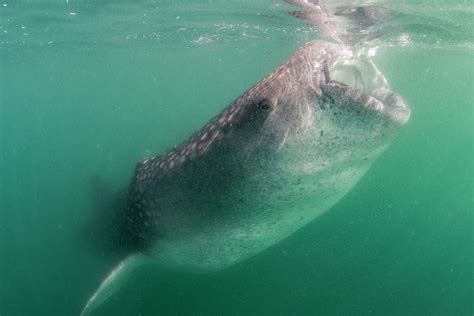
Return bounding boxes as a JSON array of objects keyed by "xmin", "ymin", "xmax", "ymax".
[{"xmin": 1, "ymin": 1, "xmax": 472, "ymax": 315}]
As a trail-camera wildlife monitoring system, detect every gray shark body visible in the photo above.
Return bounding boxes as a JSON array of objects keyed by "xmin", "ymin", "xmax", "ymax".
[{"xmin": 81, "ymin": 40, "xmax": 410, "ymax": 315}]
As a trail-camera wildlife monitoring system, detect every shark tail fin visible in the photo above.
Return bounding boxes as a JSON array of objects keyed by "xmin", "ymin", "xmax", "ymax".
[{"xmin": 80, "ymin": 254, "xmax": 150, "ymax": 316}]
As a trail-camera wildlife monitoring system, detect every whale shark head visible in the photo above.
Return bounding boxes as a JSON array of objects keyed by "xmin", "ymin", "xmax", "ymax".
[{"xmin": 239, "ymin": 40, "xmax": 410, "ymax": 149}]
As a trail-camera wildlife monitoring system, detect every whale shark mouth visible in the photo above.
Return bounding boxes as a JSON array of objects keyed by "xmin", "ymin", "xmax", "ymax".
[{"xmin": 324, "ymin": 53, "xmax": 411, "ymax": 125}]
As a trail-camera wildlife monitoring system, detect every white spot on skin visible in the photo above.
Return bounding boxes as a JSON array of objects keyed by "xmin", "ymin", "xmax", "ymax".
[
  {"xmin": 227, "ymin": 112, "xmax": 236, "ymax": 122},
  {"xmin": 208, "ymin": 123, "xmax": 216, "ymax": 131},
  {"xmin": 197, "ymin": 141, "xmax": 207, "ymax": 153},
  {"xmin": 167, "ymin": 155, "xmax": 176, "ymax": 163},
  {"xmin": 210, "ymin": 131, "xmax": 221, "ymax": 143}
]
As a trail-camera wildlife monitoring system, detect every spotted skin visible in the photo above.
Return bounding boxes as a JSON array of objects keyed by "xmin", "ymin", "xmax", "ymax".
[
  {"xmin": 115, "ymin": 41, "xmax": 337, "ymax": 249},
  {"xmin": 111, "ymin": 40, "xmax": 409, "ymax": 253}
]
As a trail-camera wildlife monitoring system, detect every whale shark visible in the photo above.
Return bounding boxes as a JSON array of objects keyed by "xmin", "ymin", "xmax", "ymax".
[{"xmin": 81, "ymin": 6, "xmax": 410, "ymax": 316}]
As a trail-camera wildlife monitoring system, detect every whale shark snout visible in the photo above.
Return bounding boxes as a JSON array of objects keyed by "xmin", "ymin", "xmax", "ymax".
[{"xmin": 323, "ymin": 53, "xmax": 411, "ymax": 124}]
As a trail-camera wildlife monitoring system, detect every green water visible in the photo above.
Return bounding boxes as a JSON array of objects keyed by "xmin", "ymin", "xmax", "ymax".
[{"xmin": 0, "ymin": 1, "xmax": 473, "ymax": 315}]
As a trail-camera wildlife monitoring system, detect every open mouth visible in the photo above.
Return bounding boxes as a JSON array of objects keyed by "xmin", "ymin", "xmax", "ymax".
[{"xmin": 324, "ymin": 55, "xmax": 411, "ymax": 124}]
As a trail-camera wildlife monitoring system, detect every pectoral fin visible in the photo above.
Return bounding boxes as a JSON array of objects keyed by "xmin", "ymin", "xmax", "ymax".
[{"xmin": 80, "ymin": 254, "xmax": 151, "ymax": 316}]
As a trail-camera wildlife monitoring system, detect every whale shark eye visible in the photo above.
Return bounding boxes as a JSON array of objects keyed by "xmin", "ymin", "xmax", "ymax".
[{"xmin": 257, "ymin": 99, "xmax": 272, "ymax": 110}]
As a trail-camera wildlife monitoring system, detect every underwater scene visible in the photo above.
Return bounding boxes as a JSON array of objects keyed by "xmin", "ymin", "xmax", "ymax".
[{"xmin": 0, "ymin": 0, "xmax": 473, "ymax": 315}]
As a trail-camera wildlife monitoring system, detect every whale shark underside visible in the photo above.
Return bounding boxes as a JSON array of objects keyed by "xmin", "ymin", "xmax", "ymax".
[{"xmin": 81, "ymin": 34, "xmax": 410, "ymax": 316}]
